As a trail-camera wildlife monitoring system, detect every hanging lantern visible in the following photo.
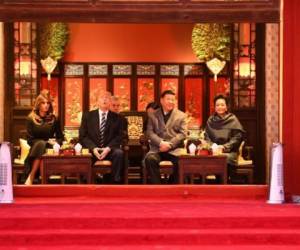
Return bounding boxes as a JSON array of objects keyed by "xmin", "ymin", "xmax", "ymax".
[
  {"xmin": 206, "ymin": 58, "xmax": 226, "ymax": 82},
  {"xmin": 40, "ymin": 56, "xmax": 58, "ymax": 81}
]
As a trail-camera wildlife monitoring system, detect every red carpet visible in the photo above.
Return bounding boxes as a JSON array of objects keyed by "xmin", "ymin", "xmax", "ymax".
[{"xmin": 1, "ymin": 185, "xmax": 300, "ymax": 249}]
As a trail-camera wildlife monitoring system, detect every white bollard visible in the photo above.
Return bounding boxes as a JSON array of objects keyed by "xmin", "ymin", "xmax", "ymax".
[
  {"xmin": 267, "ymin": 142, "xmax": 284, "ymax": 204},
  {"xmin": 0, "ymin": 142, "xmax": 14, "ymax": 203}
]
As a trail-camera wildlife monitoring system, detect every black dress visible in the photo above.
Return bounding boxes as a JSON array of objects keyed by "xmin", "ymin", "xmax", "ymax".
[{"xmin": 24, "ymin": 116, "xmax": 64, "ymax": 175}]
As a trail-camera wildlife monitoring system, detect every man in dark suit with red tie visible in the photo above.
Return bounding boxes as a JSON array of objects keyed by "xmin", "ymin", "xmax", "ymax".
[{"xmin": 79, "ymin": 91, "xmax": 124, "ymax": 183}]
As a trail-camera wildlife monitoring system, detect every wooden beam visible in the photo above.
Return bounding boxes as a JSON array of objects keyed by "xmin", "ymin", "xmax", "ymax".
[{"xmin": 0, "ymin": 0, "xmax": 280, "ymax": 23}]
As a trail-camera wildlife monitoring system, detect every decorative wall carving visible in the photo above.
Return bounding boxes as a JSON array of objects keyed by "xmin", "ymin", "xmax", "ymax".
[
  {"xmin": 137, "ymin": 78, "xmax": 155, "ymax": 111},
  {"xmin": 88, "ymin": 64, "xmax": 108, "ymax": 76},
  {"xmin": 65, "ymin": 78, "xmax": 83, "ymax": 126},
  {"xmin": 160, "ymin": 65, "xmax": 180, "ymax": 76},
  {"xmin": 112, "ymin": 65, "xmax": 132, "ymax": 76},
  {"xmin": 64, "ymin": 64, "xmax": 84, "ymax": 76},
  {"xmin": 137, "ymin": 65, "xmax": 155, "ymax": 76},
  {"xmin": 126, "ymin": 115, "xmax": 144, "ymax": 140},
  {"xmin": 89, "ymin": 78, "xmax": 107, "ymax": 110},
  {"xmin": 184, "ymin": 64, "xmax": 203, "ymax": 76}
]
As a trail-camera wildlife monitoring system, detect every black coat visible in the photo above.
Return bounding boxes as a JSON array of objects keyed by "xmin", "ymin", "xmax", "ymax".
[
  {"xmin": 204, "ymin": 112, "xmax": 245, "ymax": 153},
  {"xmin": 79, "ymin": 109, "xmax": 123, "ymax": 150},
  {"xmin": 26, "ymin": 116, "xmax": 63, "ymax": 146}
]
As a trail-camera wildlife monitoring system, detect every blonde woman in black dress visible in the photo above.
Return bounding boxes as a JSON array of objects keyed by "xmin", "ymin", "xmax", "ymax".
[{"xmin": 24, "ymin": 90, "xmax": 63, "ymax": 185}]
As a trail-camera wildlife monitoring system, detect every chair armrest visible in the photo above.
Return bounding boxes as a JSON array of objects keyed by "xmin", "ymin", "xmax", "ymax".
[
  {"xmin": 244, "ymin": 145, "xmax": 254, "ymax": 160},
  {"xmin": 13, "ymin": 145, "xmax": 21, "ymax": 159},
  {"xmin": 122, "ymin": 144, "xmax": 130, "ymax": 152},
  {"xmin": 139, "ymin": 134, "xmax": 149, "ymax": 157}
]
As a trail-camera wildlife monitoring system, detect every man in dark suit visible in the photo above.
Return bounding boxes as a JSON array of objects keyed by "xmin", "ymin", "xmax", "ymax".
[
  {"xmin": 144, "ymin": 90, "xmax": 187, "ymax": 184},
  {"xmin": 79, "ymin": 91, "xmax": 124, "ymax": 183}
]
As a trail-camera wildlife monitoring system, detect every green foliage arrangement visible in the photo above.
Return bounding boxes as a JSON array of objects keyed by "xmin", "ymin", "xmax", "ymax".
[
  {"xmin": 39, "ymin": 23, "xmax": 69, "ymax": 60},
  {"xmin": 191, "ymin": 23, "xmax": 231, "ymax": 63}
]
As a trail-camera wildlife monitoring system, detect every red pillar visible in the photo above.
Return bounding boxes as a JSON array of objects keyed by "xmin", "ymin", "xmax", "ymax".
[{"xmin": 283, "ymin": 0, "xmax": 300, "ymax": 195}]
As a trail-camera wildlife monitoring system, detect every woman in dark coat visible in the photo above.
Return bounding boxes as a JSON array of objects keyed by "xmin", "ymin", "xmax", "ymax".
[
  {"xmin": 24, "ymin": 89, "xmax": 63, "ymax": 185},
  {"xmin": 204, "ymin": 94, "xmax": 245, "ymax": 164}
]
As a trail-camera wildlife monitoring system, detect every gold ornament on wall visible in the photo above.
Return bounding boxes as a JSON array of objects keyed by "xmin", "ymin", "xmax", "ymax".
[
  {"xmin": 192, "ymin": 23, "xmax": 230, "ymax": 81},
  {"xmin": 206, "ymin": 58, "xmax": 226, "ymax": 82}
]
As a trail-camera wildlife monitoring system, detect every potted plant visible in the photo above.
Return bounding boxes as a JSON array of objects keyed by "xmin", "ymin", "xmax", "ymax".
[
  {"xmin": 39, "ymin": 22, "xmax": 69, "ymax": 61},
  {"xmin": 39, "ymin": 23, "xmax": 69, "ymax": 80}
]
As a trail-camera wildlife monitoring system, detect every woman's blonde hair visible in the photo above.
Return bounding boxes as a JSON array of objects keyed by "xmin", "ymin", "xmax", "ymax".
[{"xmin": 29, "ymin": 89, "xmax": 55, "ymax": 125}]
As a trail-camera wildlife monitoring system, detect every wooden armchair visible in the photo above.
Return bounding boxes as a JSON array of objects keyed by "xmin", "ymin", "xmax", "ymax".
[
  {"xmin": 121, "ymin": 111, "xmax": 146, "ymax": 183},
  {"xmin": 140, "ymin": 135, "xmax": 174, "ymax": 184},
  {"xmin": 12, "ymin": 130, "xmax": 28, "ymax": 184},
  {"xmin": 92, "ymin": 143, "xmax": 129, "ymax": 184},
  {"xmin": 229, "ymin": 141, "xmax": 254, "ymax": 184}
]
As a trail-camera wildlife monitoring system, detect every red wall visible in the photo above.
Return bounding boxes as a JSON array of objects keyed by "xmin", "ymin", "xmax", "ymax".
[
  {"xmin": 64, "ymin": 24, "xmax": 198, "ymax": 62},
  {"xmin": 283, "ymin": 0, "xmax": 300, "ymax": 195}
]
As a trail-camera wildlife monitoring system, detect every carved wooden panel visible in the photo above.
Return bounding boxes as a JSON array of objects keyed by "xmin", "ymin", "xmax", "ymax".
[
  {"xmin": 64, "ymin": 78, "xmax": 83, "ymax": 127},
  {"xmin": 125, "ymin": 115, "xmax": 144, "ymax": 140},
  {"xmin": 185, "ymin": 78, "xmax": 203, "ymax": 129},
  {"xmin": 113, "ymin": 78, "xmax": 131, "ymax": 111},
  {"xmin": 89, "ymin": 78, "xmax": 107, "ymax": 110},
  {"xmin": 137, "ymin": 65, "xmax": 155, "ymax": 76},
  {"xmin": 137, "ymin": 78, "xmax": 155, "ymax": 111},
  {"xmin": 88, "ymin": 64, "xmax": 108, "ymax": 76},
  {"xmin": 113, "ymin": 65, "xmax": 132, "ymax": 76}
]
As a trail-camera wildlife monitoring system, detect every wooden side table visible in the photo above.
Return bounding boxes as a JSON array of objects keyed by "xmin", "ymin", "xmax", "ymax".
[
  {"xmin": 178, "ymin": 155, "xmax": 227, "ymax": 184},
  {"xmin": 40, "ymin": 154, "xmax": 92, "ymax": 184}
]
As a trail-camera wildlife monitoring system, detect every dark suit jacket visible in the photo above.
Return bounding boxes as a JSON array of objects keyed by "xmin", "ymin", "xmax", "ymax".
[{"xmin": 79, "ymin": 109, "xmax": 123, "ymax": 151}]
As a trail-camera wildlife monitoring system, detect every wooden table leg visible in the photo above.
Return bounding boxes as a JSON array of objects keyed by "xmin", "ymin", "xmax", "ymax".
[
  {"xmin": 87, "ymin": 169, "xmax": 91, "ymax": 184},
  {"xmin": 40, "ymin": 160, "xmax": 45, "ymax": 184},
  {"xmin": 12, "ymin": 169, "xmax": 17, "ymax": 184},
  {"xmin": 179, "ymin": 168, "xmax": 184, "ymax": 184},
  {"xmin": 201, "ymin": 174, "xmax": 206, "ymax": 184},
  {"xmin": 224, "ymin": 168, "xmax": 227, "ymax": 184},
  {"xmin": 248, "ymin": 169, "xmax": 254, "ymax": 184}
]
